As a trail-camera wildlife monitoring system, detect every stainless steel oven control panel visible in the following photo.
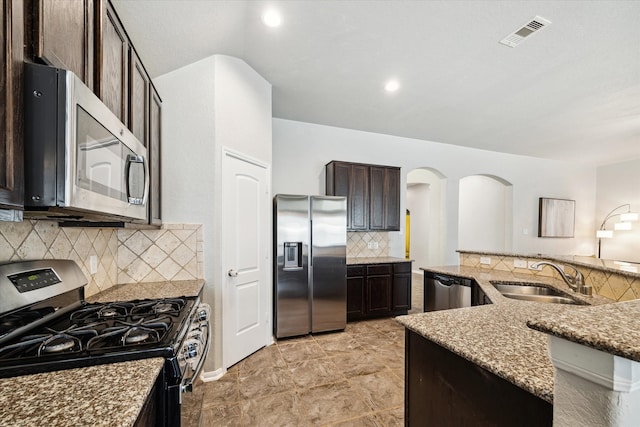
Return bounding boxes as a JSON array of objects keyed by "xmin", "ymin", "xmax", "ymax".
[
  {"xmin": 178, "ymin": 302, "xmax": 211, "ymax": 395},
  {"xmin": 0, "ymin": 260, "xmax": 87, "ymax": 317}
]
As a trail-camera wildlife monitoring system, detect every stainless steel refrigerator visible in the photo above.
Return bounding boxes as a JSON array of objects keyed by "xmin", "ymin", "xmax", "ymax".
[{"xmin": 273, "ymin": 194, "xmax": 347, "ymax": 338}]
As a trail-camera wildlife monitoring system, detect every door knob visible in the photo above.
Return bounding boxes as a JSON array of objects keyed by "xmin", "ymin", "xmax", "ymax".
[{"xmin": 228, "ymin": 269, "xmax": 238, "ymax": 277}]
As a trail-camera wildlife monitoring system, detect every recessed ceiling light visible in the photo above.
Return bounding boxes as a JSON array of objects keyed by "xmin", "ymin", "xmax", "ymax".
[
  {"xmin": 262, "ymin": 9, "xmax": 282, "ymax": 28},
  {"xmin": 384, "ymin": 79, "xmax": 400, "ymax": 93}
]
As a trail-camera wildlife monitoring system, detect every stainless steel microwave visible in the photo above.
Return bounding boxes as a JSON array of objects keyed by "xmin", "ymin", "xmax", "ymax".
[{"xmin": 24, "ymin": 63, "xmax": 149, "ymax": 222}]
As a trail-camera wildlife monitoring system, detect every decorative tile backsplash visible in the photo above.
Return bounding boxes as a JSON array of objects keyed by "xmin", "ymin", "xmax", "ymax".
[
  {"xmin": 0, "ymin": 221, "xmax": 202, "ymax": 297},
  {"xmin": 347, "ymin": 231, "xmax": 390, "ymax": 257},
  {"xmin": 460, "ymin": 253, "xmax": 639, "ymax": 302},
  {"xmin": 117, "ymin": 224, "xmax": 203, "ymax": 284},
  {"xmin": 0, "ymin": 220, "xmax": 118, "ymax": 297}
]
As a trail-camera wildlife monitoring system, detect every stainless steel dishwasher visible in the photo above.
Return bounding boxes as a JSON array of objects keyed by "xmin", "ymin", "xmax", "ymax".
[{"xmin": 424, "ymin": 271, "xmax": 472, "ymax": 311}]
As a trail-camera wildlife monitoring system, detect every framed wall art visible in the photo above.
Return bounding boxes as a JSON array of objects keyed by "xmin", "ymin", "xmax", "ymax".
[{"xmin": 538, "ymin": 197, "xmax": 575, "ymax": 238}]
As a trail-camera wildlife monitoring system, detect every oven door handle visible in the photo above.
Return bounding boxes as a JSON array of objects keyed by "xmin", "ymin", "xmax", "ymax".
[{"xmin": 181, "ymin": 320, "xmax": 211, "ymax": 393}]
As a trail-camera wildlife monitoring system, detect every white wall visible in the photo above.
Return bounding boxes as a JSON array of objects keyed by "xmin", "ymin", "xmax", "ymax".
[
  {"xmin": 407, "ymin": 168, "xmax": 446, "ymax": 268},
  {"xmin": 155, "ymin": 55, "xmax": 272, "ymax": 373},
  {"xmin": 458, "ymin": 175, "xmax": 513, "ymax": 253},
  {"xmin": 407, "ymin": 184, "xmax": 430, "ymax": 268},
  {"xmin": 596, "ymin": 159, "xmax": 640, "ymax": 263},
  {"xmin": 273, "ymin": 118, "xmax": 597, "ymax": 265}
]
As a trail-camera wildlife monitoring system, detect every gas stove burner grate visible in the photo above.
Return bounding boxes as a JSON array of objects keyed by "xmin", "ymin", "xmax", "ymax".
[
  {"xmin": 153, "ymin": 303, "xmax": 175, "ymax": 313},
  {"xmin": 124, "ymin": 328, "xmax": 152, "ymax": 344},
  {"xmin": 0, "ymin": 308, "xmax": 56, "ymax": 336},
  {"xmin": 131, "ymin": 298, "xmax": 186, "ymax": 317},
  {"xmin": 70, "ymin": 302, "xmax": 135, "ymax": 322},
  {"xmin": 40, "ymin": 334, "xmax": 80, "ymax": 354},
  {"xmin": 0, "ymin": 322, "xmax": 106, "ymax": 358},
  {"xmin": 86, "ymin": 316, "xmax": 172, "ymax": 350}
]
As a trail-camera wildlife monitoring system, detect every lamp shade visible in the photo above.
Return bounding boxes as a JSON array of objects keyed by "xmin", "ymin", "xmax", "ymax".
[
  {"xmin": 620, "ymin": 212, "xmax": 639, "ymax": 222},
  {"xmin": 614, "ymin": 221, "xmax": 633, "ymax": 231},
  {"xmin": 596, "ymin": 229, "xmax": 614, "ymax": 238}
]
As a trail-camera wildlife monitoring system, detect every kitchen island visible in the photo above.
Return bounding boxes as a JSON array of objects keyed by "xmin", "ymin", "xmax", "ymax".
[
  {"xmin": 396, "ymin": 266, "xmax": 612, "ymax": 425},
  {"xmin": 0, "ymin": 279, "xmax": 205, "ymax": 427}
]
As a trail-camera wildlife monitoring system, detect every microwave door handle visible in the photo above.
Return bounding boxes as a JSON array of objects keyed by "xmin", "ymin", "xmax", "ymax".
[
  {"xmin": 125, "ymin": 154, "xmax": 148, "ymax": 205},
  {"xmin": 141, "ymin": 153, "xmax": 149, "ymax": 206}
]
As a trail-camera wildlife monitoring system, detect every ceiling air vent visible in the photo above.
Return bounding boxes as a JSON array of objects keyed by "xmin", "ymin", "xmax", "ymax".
[{"xmin": 499, "ymin": 16, "xmax": 551, "ymax": 47}]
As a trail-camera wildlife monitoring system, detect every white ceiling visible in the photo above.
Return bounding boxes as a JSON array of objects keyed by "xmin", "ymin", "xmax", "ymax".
[{"xmin": 112, "ymin": 0, "xmax": 640, "ymax": 165}]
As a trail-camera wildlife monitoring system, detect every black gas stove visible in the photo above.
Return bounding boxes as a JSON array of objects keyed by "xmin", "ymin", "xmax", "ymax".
[{"xmin": 0, "ymin": 260, "xmax": 210, "ymax": 426}]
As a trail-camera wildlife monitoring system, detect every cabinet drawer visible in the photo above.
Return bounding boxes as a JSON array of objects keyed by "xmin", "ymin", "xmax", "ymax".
[
  {"xmin": 367, "ymin": 264, "xmax": 392, "ymax": 276},
  {"xmin": 393, "ymin": 262, "xmax": 412, "ymax": 274},
  {"xmin": 347, "ymin": 265, "xmax": 365, "ymax": 277}
]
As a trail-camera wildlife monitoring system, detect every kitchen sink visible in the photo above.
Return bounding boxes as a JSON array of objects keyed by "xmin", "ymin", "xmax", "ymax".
[{"xmin": 490, "ymin": 281, "xmax": 583, "ymax": 305}]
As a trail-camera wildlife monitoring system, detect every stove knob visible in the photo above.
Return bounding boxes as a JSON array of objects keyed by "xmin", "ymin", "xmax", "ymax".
[
  {"xmin": 184, "ymin": 342, "xmax": 199, "ymax": 359},
  {"xmin": 196, "ymin": 304, "xmax": 211, "ymax": 321}
]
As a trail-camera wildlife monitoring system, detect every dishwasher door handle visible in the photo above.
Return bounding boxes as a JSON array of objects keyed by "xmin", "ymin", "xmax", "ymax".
[{"xmin": 433, "ymin": 276, "xmax": 458, "ymax": 286}]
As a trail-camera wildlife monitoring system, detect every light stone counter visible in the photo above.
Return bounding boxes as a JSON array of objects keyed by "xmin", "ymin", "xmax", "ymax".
[
  {"xmin": 396, "ymin": 266, "xmax": 613, "ymax": 403},
  {"xmin": 87, "ymin": 279, "xmax": 205, "ymax": 302},
  {"xmin": 0, "ymin": 279, "xmax": 205, "ymax": 426},
  {"xmin": 347, "ymin": 256, "xmax": 412, "ymax": 265},
  {"xmin": 528, "ymin": 299, "xmax": 640, "ymax": 362},
  {"xmin": 0, "ymin": 358, "xmax": 164, "ymax": 427}
]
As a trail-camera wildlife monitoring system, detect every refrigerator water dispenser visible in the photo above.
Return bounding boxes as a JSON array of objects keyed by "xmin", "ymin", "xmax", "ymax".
[{"xmin": 283, "ymin": 242, "xmax": 302, "ymax": 270}]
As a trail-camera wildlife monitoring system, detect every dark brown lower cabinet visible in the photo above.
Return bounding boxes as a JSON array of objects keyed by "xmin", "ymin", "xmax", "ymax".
[
  {"xmin": 347, "ymin": 262, "xmax": 412, "ymax": 321},
  {"xmin": 366, "ymin": 264, "xmax": 392, "ymax": 316},
  {"xmin": 392, "ymin": 262, "xmax": 411, "ymax": 311},
  {"xmin": 346, "ymin": 265, "xmax": 365, "ymax": 320},
  {"xmin": 405, "ymin": 329, "xmax": 552, "ymax": 426}
]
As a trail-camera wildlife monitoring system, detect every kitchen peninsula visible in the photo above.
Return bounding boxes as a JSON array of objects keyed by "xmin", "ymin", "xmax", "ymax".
[{"xmin": 397, "ymin": 264, "xmax": 619, "ymax": 425}]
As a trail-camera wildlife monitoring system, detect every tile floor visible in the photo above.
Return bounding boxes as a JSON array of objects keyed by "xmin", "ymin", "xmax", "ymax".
[{"xmin": 182, "ymin": 272, "xmax": 424, "ymax": 427}]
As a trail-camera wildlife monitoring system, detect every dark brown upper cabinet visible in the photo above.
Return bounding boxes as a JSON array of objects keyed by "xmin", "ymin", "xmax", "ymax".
[
  {"xmin": 326, "ymin": 161, "xmax": 369, "ymax": 230},
  {"xmin": 96, "ymin": 0, "xmax": 128, "ymax": 125},
  {"xmin": 29, "ymin": 0, "xmax": 94, "ymax": 90},
  {"xmin": 149, "ymin": 86, "xmax": 162, "ymax": 225},
  {"xmin": 129, "ymin": 47, "xmax": 149, "ymax": 147},
  {"xmin": 14, "ymin": 0, "xmax": 162, "ymax": 225},
  {"xmin": 369, "ymin": 165, "xmax": 400, "ymax": 231},
  {"xmin": 327, "ymin": 161, "xmax": 369, "ymax": 230},
  {"xmin": 326, "ymin": 161, "xmax": 400, "ymax": 231},
  {"xmin": 0, "ymin": 0, "xmax": 24, "ymax": 214}
]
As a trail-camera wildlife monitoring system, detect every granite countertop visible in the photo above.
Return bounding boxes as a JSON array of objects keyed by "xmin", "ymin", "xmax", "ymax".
[
  {"xmin": 347, "ymin": 256, "xmax": 412, "ymax": 265},
  {"xmin": 0, "ymin": 358, "xmax": 164, "ymax": 427},
  {"xmin": 0, "ymin": 279, "xmax": 205, "ymax": 427},
  {"xmin": 528, "ymin": 299, "xmax": 640, "ymax": 362},
  {"xmin": 396, "ymin": 266, "xmax": 613, "ymax": 403},
  {"xmin": 87, "ymin": 279, "xmax": 205, "ymax": 302}
]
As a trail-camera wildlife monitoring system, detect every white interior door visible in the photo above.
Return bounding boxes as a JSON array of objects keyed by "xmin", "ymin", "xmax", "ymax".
[{"xmin": 222, "ymin": 150, "xmax": 270, "ymax": 368}]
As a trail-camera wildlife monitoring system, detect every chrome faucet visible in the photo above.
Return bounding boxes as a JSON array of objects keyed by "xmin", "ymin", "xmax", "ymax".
[{"xmin": 530, "ymin": 261, "xmax": 592, "ymax": 296}]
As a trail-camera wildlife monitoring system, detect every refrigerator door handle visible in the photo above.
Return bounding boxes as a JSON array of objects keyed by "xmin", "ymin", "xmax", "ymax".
[
  {"xmin": 309, "ymin": 219, "xmax": 313, "ymax": 267},
  {"xmin": 227, "ymin": 269, "xmax": 238, "ymax": 277}
]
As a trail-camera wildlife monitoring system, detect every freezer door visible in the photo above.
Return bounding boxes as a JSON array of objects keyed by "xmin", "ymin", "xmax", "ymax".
[
  {"xmin": 310, "ymin": 196, "xmax": 347, "ymax": 333},
  {"xmin": 274, "ymin": 195, "xmax": 310, "ymax": 338}
]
